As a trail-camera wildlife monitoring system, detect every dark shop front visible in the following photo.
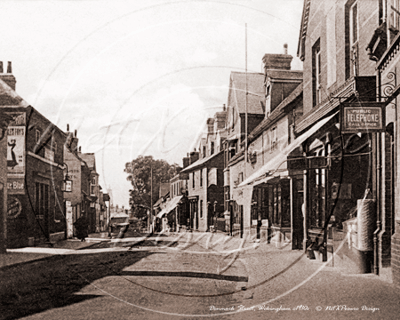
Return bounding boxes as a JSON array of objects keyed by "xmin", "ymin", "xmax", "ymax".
[{"xmin": 295, "ymin": 102, "xmax": 385, "ymax": 273}]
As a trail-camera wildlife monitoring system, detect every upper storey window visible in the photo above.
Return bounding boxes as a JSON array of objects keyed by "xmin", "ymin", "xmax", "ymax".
[
  {"xmin": 312, "ymin": 39, "xmax": 321, "ymax": 107},
  {"xmin": 390, "ymin": 0, "xmax": 400, "ymax": 32},
  {"xmin": 350, "ymin": 2, "xmax": 358, "ymax": 46},
  {"xmin": 345, "ymin": 0, "xmax": 359, "ymax": 79}
]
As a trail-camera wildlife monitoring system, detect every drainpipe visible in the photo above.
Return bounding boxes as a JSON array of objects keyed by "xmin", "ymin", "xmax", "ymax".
[{"xmin": 373, "ymin": 132, "xmax": 381, "ymax": 275}]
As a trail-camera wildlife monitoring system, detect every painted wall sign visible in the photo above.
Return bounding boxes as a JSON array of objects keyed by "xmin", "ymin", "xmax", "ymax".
[
  {"xmin": 7, "ymin": 126, "xmax": 25, "ymax": 175},
  {"xmin": 340, "ymin": 102, "xmax": 385, "ymax": 133},
  {"xmin": 7, "ymin": 196, "xmax": 22, "ymax": 219},
  {"xmin": 7, "ymin": 177, "xmax": 25, "ymax": 194}
]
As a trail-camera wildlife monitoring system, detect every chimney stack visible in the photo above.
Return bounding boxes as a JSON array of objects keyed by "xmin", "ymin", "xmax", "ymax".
[
  {"xmin": 262, "ymin": 47, "xmax": 293, "ymax": 75},
  {"xmin": 79, "ymin": 146, "xmax": 82, "ymax": 153},
  {"xmin": 0, "ymin": 61, "xmax": 16, "ymax": 90}
]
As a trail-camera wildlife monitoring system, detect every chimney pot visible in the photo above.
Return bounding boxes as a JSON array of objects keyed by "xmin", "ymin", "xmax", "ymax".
[
  {"xmin": 67, "ymin": 124, "xmax": 70, "ymax": 132},
  {"xmin": 7, "ymin": 61, "xmax": 12, "ymax": 74},
  {"xmin": 74, "ymin": 129, "xmax": 77, "ymax": 137},
  {"xmin": 79, "ymin": 146, "xmax": 82, "ymax": 152},
  {"xmin": 284, "ymin": 43, "xmax": 288, "ymax": 55},
  {"xmin": 0, "ymin": 62, "xmax": 3, "ymax": 73},
  {"xmin": 223, "ymin": 104, "xmax": 226, "ymax": 111}
]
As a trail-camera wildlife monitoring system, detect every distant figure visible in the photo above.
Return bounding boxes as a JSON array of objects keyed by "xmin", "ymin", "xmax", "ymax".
[{"xmin": 74, "ymin": 216, "xmax": 89, "ymax": 241}]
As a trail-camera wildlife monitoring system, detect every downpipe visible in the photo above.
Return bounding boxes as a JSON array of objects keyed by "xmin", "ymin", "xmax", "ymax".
[
  {"xmin": 374, "ymin": 221, "xmax": 381, "ymax": 275},
  {"xmin": 374, "ymin": 132, "xmax": 381, "ymax": 276}
]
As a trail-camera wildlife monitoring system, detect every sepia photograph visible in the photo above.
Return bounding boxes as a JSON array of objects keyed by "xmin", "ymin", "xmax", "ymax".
[{"xmin": 1, "ymin": 0, "xmax": 400, "ymax": 319}]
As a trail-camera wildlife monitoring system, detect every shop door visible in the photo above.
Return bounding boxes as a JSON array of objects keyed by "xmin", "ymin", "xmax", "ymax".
[
  {"xmin": 293, "ymin": 193, "xmax": 304, "ymax": 250},
  {"xmin": 195, "ymin": 201, "xmax": 199, "ymax": 230},
  {"xmin": 240, "ymin": 205, "xmax": 243, "ymax": 238}
]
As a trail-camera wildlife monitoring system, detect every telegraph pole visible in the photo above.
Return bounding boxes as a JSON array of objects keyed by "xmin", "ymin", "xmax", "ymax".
[
  {"xmin": 244, "ymin": 23, "xmax": 248, "ymax": 177},
  {"xmin": 150, "ymin": 161, "xmax": 153, "ymax": 233}
]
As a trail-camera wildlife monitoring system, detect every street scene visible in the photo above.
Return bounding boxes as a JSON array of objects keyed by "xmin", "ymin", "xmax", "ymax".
[{"xmin": 1, "ymin": 0, "xmax": 400, "ymax": 319}]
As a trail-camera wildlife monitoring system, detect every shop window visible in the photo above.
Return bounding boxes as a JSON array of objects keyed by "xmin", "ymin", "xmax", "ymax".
[
  {"xmin": 312, "ymin": 39, "xmax": 321, "ymax": 107},
  {"xmin": 35, "ymin": 182, "xmax": 49, "ymax": 219},
  {"xmin": 224, "ymin": 186, "xmax": 230, "ymax": 212}
]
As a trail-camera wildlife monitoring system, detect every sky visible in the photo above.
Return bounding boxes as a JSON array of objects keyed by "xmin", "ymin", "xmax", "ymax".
[{"xmin": 1, "ymin": 0, "xmax": 304, "ymax": 207}]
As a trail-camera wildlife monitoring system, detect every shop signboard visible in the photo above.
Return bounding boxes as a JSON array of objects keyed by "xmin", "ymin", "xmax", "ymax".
[
  {"xmin": 288, "ymin": 156, "xmax": 327, "ymax": 170},
  {"xmin": 6, "ymin": 112, "xmax": 26, "ymax": 188},
  {"xmin": 7, "ymin": 126, "xmax": 25, "ymax": 176},
  {"xmin": 7, "ymin": 177, "xmax": 25, "ymax": 194},
  {"xmin": 340, "ymin": 102, "xmax": 385, "ymax": 133}
]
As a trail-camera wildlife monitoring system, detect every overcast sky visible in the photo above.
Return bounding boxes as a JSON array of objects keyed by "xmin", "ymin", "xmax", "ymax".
[{"xmin": 1, "ymin": 0, "xmax": 304, "ymax": 207}]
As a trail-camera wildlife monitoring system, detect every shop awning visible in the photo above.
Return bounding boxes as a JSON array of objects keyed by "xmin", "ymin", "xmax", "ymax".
[
  {"xmin": 156, "ymin": 195, "xmax": 183, "ymax": 218},
  {"xmin": 238, "ymin": 112, "xmax": 338, "ymax": 187}
]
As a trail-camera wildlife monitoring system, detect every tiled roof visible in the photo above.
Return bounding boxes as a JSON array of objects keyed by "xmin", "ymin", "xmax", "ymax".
[
  {"xmin": 229, "ymin": 72, "xmax": 265, "ymax": 114},
  {"xmin": 80, "ymin": 153, "xmax": 96, "ymax": 170},
  {"xmin": 0, "ymin": 78, "xmax": 29, "ymax": 107},
  {"xmin": 248, "ymin": 82, "xmax": 303, "ymax": 142},
  {"xmin": 180, "ymin": 150, "xmax": 223, "ymax": 173}
]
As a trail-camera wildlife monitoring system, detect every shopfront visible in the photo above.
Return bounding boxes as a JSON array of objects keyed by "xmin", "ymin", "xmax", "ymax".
[
  {"xmin": 295, "ymin": 102, "xmax": 385, "ymax": 273},
  {"xmin": 251, "ymin": 178, "xmax": 291, "ymax": 245}
]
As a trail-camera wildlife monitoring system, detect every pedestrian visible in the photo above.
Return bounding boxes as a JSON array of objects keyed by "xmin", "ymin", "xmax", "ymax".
[{"xmin": 74, "ymin": 216, "xmax": 89, "ymax": 241}]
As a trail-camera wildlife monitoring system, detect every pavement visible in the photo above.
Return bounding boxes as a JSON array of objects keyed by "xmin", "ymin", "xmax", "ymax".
[{"xmin": 1, "ymin": 230, "xmax": 400, "ymax": 319}]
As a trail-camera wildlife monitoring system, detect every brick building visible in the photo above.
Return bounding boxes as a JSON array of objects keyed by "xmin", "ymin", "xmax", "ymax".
[
  {"xmin": 180, "ymin": 109, "xmax": 226, "ymax": 232},
  {"xmin": 366, "ymin": 0, "xmax": 400, "ymax": 285},
  {"xmin": 232, "ymin": 49, "xmax": 303, "ymax": 246},
  {"xmin": 295, "ymin": 0, "xmax": 384, "ymax": 275},
  {"xmin": 0, "ymin": 63, "xmax": 69, "ymax": 247},
  {"xmin": 223, "ymin": 72, "xmax": 265, "ymax": 236}
]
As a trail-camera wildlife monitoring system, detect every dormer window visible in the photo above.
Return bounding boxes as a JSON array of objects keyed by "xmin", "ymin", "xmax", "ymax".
[
  {"xmin": 35, "ymin": 129, "xmax": 41, "ymax": 143},
  {"xmin": 265, "ymin": 84, "xmax": 271, "ymax": 114}
]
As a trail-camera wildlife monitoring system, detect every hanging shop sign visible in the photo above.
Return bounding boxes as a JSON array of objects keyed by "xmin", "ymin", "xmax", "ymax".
[{"xmin": 340, "ymin": 102, "xmax": 385, "ymax": 133}]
